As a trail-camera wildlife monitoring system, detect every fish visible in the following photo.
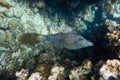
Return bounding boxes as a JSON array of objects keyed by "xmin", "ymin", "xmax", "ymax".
[
  {"xmin": 0, "ymin": 0, "xmax": 12, "ymax": 8},
  {"xmin": 18, "ymin": 33, "xmax": 93, "ymax": 49}
]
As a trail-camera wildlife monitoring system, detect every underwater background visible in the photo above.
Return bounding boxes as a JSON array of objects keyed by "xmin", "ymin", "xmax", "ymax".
[{"xmin": 0, "ymin": 0, "xmax": 120, "ymax": 80}]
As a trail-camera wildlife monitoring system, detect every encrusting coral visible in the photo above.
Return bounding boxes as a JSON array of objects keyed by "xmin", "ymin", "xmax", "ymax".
[
  {"xmin": 16, "ymin": 69, "xmax": 29, "ymax": 80},
  {"xmin": 27, "ymin": 64, "xmax": 65, "ymax": 80},
  {"xmin": 105, "ymin": 19, "xmax": 120, "ymax": 32},
  {"xmin": 105, "ymin": 19, "xmax": 120, "ymax": 58},
  {"xmin": 99, "ymin": 59, "xmax": 120, "ymax": 80},
  {"xmin": 69, "ymin": 60, "xmax": 92, "ymax": 80},
  {"xmin": 16, "ymin": 60, "xmax": 93, "ymax": 80},
  {"xmin": 106, "ymin": 31, "xmax": 120, "ymax": 46}
]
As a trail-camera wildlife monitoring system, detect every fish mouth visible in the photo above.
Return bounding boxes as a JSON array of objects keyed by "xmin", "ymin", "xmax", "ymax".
[
  {"xmin": 87, "ymin": 41, "xmax": 94, "ymax": 46},
  {"xmin": 83, "ymin": 40, "xmax": 94, "ymax": 48}
]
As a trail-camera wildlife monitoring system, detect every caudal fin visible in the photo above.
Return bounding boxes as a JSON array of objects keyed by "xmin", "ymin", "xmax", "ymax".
[{"xmin": 18, "ymin": 33, "xmax": 41, "ymax": 45}]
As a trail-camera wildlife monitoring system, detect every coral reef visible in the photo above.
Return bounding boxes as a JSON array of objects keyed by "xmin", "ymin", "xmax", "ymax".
[
  {"xmin": 28, "ymin": 64, "xmax": 51, "ymax": 80},
  {"xmin": 105, "ymin": 19, "xmax": 120, "ymax": 58},
  {"xmin": 48, "ymin": 64, "xmax": 65, "ymax": 80},
  {"xmin": 0, "ymin": 0, "xmax": 120, "ymax": 80},
  {"xmin": 106, "ymin": 31, "xmax": 120, "ymax": 46},
  {"xmin": 99, "ymin": 59, "xmax": 120, "ymax": 80},
  {"xmin": 82, "ymin": 5, "xmax": 96, "ymax": 22},
  {"xmin": 105, "ymin": 19, "xmax": 120, "ymax": 32},
  {"xmin": 28, "ymin": 72, "xmax": 42, "ymax": 80},
  {"xmin": 69, "ymin": 60, "xmax": 92, "ymax": 80},
  {"xmin": 28, "ymin": 64, "xmax": 65, "ymax": 80},
  {"xmin": 101, "ymin": 0, "xmax": 120, "ymax": 19},
  {"xmin": 15, "ymin": 60, "xmax": 93, "ymax": 80},
  {"xmin": 16, "ymin": 69, "xmax": 29, "ymax": 80},
  {"xmin": 109, "ymin": 0, "xmax": 120, "ymax": 18}
]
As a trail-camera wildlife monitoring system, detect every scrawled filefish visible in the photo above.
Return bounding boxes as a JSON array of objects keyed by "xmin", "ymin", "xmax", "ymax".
[{"xmin": 18, "ymin": 33, "xmax": 93, "ymax": 49}]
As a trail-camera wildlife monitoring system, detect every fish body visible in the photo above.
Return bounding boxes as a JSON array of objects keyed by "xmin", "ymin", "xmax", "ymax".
[
  {"xmin": 44, "ymin": 33, "xmax": 93, "ymax": 49},
  {"xmin": 18, "ymin": 33, "xmax": 93, "ymax": 49}
]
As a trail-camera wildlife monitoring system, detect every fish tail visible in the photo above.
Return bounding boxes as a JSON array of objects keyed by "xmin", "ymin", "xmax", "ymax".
[{"xmin": 18, "ymin": 33, "xmax": 44, "ymax": 45}]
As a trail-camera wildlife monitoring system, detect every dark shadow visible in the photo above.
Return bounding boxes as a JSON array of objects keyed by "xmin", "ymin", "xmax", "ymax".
[
  {"xmin": 0, "ymin": 71, "xmax": 17, "ymax": 80},
  {"xmin": 82, "ymin": 23, "xmax": 118, "ymax": 63}
]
